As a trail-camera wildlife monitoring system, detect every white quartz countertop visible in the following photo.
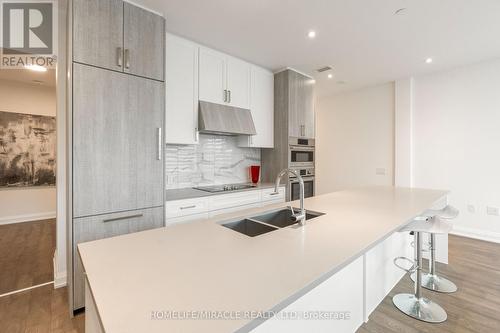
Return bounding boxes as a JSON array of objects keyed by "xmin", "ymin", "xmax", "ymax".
[{"xmin": 78, "ymin": 186, "xmax": 447, "ymax": 333}]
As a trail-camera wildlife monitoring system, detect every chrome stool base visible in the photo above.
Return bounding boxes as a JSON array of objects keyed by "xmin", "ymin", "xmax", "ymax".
[
  {"xmin": 392, "ymin": 293, "xmax": 447, "ymax": 323},
  {"xmin": 411, "ymin": 273, "xmax": 458, "ymax": 293}
]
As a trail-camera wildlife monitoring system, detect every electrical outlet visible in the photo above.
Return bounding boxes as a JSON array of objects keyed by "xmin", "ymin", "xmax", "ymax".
[
  {"xmin": 486, "ymin": 206, "xmax": 499, "ymax": 216},
  {"xmin": 467, "ymin": 204, "xmax": 476, "ymax": 214},
  {"xmin": 376, "ymin": 168, "xmax": 386, "ymax": 176}
]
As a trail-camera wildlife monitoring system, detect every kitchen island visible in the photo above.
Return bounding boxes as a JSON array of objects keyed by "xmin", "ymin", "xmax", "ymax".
[{"xmin": 78, "ymin": 186, "xmax": 447, "ymax": 333}]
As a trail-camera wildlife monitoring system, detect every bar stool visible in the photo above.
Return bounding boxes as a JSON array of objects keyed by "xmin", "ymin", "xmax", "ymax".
[
  {"xmin": 411, "ymin": 205, "xmax": 459, "ymax": 293},
  {"xmin": 392, "ymin": 216, "xmax": 452, "ymax": 323}
]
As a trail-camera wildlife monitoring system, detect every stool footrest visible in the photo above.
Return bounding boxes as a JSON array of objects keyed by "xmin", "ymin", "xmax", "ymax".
[{"xmin": 394, "ymin": 256, "xmax": 417, "ymax": 274}]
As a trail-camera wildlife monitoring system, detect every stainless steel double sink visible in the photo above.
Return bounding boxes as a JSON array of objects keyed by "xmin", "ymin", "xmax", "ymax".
[{"xmin": 221, "ymin": 207, "xmax": 325, "ymax": 237}]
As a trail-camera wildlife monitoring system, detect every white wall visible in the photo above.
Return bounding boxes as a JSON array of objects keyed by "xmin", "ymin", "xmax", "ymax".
[
  {"xmin": 0, "ymin": 79, "xmax": 57, "ymax": 224},
  {"xmin": 412, "ymin": 59, "xmax": 500, "ymax": 240},
  {"xmin": 316, "ymin": 83, "xmax": 395, "ymax": 194}
]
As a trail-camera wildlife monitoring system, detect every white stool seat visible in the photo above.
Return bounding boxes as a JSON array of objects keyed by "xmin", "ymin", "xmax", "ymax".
[
  {"xmin": 400, "ymin": 216, "xmax": 453, "ymax": 234},
  {"xmin": 424, "ymin": 206, "xmax": 459, "ymax": 219}
]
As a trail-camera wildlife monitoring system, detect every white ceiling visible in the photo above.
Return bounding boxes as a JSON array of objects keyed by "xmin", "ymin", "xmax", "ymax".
[
  {"xmin": 138, "ymin": 0, "xmax": 500, "ymax": 96},
  {"xmin": 0, "ymin": 68, "xmax": 56, "ymax": 87}
]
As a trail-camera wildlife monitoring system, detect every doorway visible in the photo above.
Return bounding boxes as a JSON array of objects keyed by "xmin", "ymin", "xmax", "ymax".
[{"xmin": 0, "ymin": 68, "xmax": 57, "ymax": 296}]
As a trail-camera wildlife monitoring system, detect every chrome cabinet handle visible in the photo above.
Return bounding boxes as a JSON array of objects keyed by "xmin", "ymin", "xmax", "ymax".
[
  {"xmin": 157, "ymin": 128, "xmax": 162, "ymax": 160},
  {"xmin": 180, "ymin": 205, "xmax": 196, "ymax": 210},
  {"xmin": 117, "ymin": 47, "xmax": 123, "ymax": 67},
  {"xmin": 124, "ymin": 49, "xmax": 130, "ymax": 69},
  {"xmin": 194, "ymin": 128, "xmax": 199, "ymax": 142},
  {"xmin": 103, "ymin": 213, "xmax": 143, "ymax": 223},
  {"xmin": 228, "ymin": 90, "xmax": 231, "ymax": 103},
  {"xmin": 223, "ymin": 90, "xmax": 227, "ymax": 102}
]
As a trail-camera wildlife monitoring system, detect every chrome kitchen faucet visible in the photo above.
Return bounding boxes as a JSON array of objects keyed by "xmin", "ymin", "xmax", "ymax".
[{"xmin": 273, "ymin": 168, "xmax": 306, "ymax": 226}]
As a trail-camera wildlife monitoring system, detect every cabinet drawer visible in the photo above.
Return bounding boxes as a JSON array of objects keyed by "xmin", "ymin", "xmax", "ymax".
[
  {"xmin": 209, "ymin": 202, "xmax": 262, "ymax": 218},
  {"xmin": 209, "ymin": 191, "xmax": 261, "ymax": 211},
  {"xmin": 73, "ymin": 206, "xmax": 164, "ymax": 310},
  {"xmin": 166, "ymin": 198, "xmax": 209, "ymax": 218},
  {"xmin": 165, "ymin": 212, "xmax": 209, "ymax": 226},
  {"xmin": 261, "ymin": 186, "xmax": 285, "ymax": 202}
]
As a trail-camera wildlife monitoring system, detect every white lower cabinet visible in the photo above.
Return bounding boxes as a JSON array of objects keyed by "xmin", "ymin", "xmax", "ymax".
[
  {"xmin": 165, "ymin": 187, "xmax": 286, "ymax": 225},
  {"xmin": 85, "ymin": 278, "xmax": 104, "ymax": 333},
  {"xmin": 364, "ymin": 231, "xmax": 412, "ymax": 319},
  {"xmin": 252, "ymin": 256, "xmax": 365, "ymax": 333},
  {"xmin": 165, "ymin": 212, "xmax": 210, "ymax": 226},
  {"xmin": 209, "ymin": 190, "xmax": 262, "ymax": 211},
  {"xmin": 251, "ymin": 231, "xmax": 414, "ymax": 332},
  {"xmin": 165, "ymin": 197, "xmax": 209, "ymax": 219},
  {"xmin": 209, "ymin": 202, "xmax": 262, "ymax": 218}
]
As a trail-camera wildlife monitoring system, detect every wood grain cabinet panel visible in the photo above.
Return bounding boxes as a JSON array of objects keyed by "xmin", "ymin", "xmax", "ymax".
[
  {"xmin": 73, "ymin": 0, "xmax": 164, "ymax": 81},
  {"xmin": 73, "ymin": 0, "xmax": 123, "ymax": 70},
  {"xmin": 124, "ymin": 3, "xmax": 165, "ymax": 81},
  {"xmin": 288, "ymin": 70, "xmax": 315, "ymax": 138},
  {"xmin": 72, "ymin": 63, "xmax": 164, "ymax": 218}
]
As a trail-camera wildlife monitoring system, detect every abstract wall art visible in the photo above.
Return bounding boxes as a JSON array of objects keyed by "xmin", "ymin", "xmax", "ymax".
[{"xmin": 0, "ymin": 111, "xmax": 56, "ymax": 187}]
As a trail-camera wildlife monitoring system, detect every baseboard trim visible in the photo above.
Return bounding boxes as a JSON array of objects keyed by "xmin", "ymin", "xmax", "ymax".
[
  {"xmin": 451, "ymin": 225, "xmax": 500, "ymax": 244},
  {"xmin": 0, "ymin": 281, "xmax": 54, "ymax": 298},
  {"xmin": 54, "ymin": 271, "xmax": 67, "ymax": 288},
  {"xmin": 53, "ymin": 252, "xmax": 68, "ymax": 288},
  {"xmin": 0, "ymin": 212, "xmax": 56, "ymax": 225}
]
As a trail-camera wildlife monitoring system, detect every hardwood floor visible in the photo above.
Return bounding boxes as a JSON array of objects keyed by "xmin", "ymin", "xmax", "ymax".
[
  {"xmin": 358, "ymin": 235, "xmax": 500, "ymax": 333},
  {"xmin": 0, "ymin": 219, "xmax": 56, "ymax": 295},
  {"xmin": 0, "ymin": 233, "xmax": 497, "ymax": 333},
  {"xmin": 0, "ymin": 284, "xmax": 84, "ymax": 333}
]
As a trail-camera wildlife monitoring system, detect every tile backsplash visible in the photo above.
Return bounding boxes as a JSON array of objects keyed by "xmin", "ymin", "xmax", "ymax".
[{"xmin": 165, "ymin": 134, "xmax": 260, "ymax": 189}]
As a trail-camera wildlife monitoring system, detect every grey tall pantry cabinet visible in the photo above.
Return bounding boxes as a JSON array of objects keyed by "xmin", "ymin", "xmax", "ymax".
[{"xmin": 69, "ymin": 0, "xmax": 165, "ymax": 311}]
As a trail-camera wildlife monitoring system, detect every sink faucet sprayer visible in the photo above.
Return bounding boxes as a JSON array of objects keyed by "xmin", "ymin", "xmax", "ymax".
[{"xmin": 273, "ymin": 168, "xmax": 306, "ymax": 226}]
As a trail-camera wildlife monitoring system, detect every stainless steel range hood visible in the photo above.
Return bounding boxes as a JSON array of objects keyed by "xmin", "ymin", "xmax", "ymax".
[{"xmin": 198, "ymin": 101, "xmax": 256, "ymax": 136}]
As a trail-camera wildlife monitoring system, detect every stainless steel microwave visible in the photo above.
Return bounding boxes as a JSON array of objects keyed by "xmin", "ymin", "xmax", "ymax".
[{"xmin": 289, "ymin": 137, "xmax": 315, "ymax": 167}]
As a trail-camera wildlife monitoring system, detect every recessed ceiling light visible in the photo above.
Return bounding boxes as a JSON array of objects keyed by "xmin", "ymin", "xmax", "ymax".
[
  {"xmin": 327, "ymin": 73, "xmax": 333, "ymax": 79},
  {"xmin": 307, "ymin": 30, "xmax": 316, "ymax": 39},
  {"xmin": 25, "ymin": 64, "xmax": 47, "ymax": 72},
  {"xmin": 425, "ymin": 58, "xmax": 433, "ymax": 64}
]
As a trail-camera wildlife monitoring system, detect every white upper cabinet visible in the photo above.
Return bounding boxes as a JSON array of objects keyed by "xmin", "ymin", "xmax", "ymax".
[
  {"xmin": 166, "ymin": 38, "xmax": 271, "ymax": 145},
  {"xmin": 165, "ymin": 34, "xmax": 199, "ymax": 144},
  {"xmin": 239, "ymin": 66, "xmax": 274, "ymax": 148},
  {"xmin": 199, "ymin": 47, "xmax": 227, "ymax": 105},
  {"xmin": 226, "ymin": 57, "xmax": 251, "ymax": 109},
  {"xmin": 199, "ymin": 47, "xmax": 250, "ymax": 109}
]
